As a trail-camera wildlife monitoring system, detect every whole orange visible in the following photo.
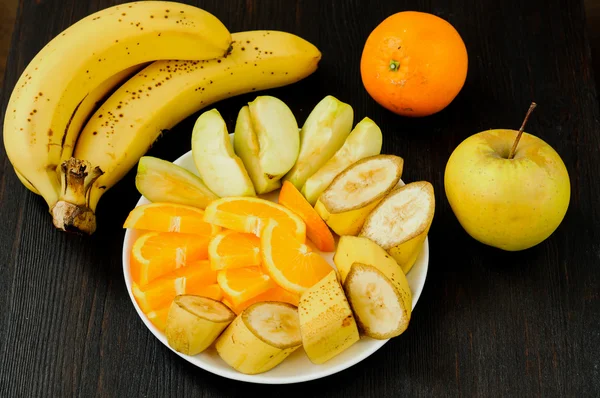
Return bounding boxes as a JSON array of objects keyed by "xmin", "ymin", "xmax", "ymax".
[{"xmin": 360, "ymin": 11, "xmax": 468, "ymax": 117}]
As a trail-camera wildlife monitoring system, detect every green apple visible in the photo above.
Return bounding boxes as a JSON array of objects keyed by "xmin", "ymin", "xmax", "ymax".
[
  {"xmin": 233, "ymin": 96, "xmax": 299, "ymax": 194},
  {"xmin": 283, "ymin": 95, "xmax": 353, "ymax": 189},
  {"xmin": 444, "ymin": 104, "xmax": 570, "ymax": 251},
  {"xmin": 135, "ymin": 156, "xmax": 218, "ymax": 208},
  {"xmin": 192, "ymin": 109, "xmax": 256, "ymax": 197},
  {"xmin": 302, "ymin": 117, "xmax": 383, "ymax": 205}
]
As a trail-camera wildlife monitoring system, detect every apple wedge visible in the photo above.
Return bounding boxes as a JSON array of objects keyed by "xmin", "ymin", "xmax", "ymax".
[
  {"xmin": 314, "ymin": 155, "xmax": 403, "ymax": 236},
  {"xmin": 233, "ymin": 96, "xmax": 300, "ymax": 194},
  {"xmin": 359, "ymin": 181, "xmax": 435, "ymax": 273},
  {"xmin": 302, "ymin": 117, "xmax": 383, "ymax": 205},
  {"xmin": 135, "ymin": 156, "xmax": 219, "ymax": 209},
  {"xmin": 192, "ymin": 109, "xmax": 256, "ymax": 197},
  {"xmin": 283, "ymin": 95, "xmax": 354, "ymax": 189}
]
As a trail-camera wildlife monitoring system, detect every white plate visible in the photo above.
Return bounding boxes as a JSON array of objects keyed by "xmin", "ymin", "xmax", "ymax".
[{"xmin": 122, "ymin": 142, "xmax": 429, "ymax": 384}]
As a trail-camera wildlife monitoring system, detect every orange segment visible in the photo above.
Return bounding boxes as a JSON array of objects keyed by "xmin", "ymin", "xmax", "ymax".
[
  {"xmin": 261, "ymin": 220, "xmax": 333, "ymax": 294},
  {"xmin": 203, "ymin": 197, "xmax": 306, "ymax": 241},
  {"xmin": 130, "ymin": 232, "xmax": 211, "ymax": 285},
  {"xmin": 226, "ymin": 286, "xmax": 300, "ymax": 314},
  {"xmin": 208, "ymin": 230, "xmax": 261, "ymax": 270},
  {"xmin": 186, "ymin": 283, "xmax": 223, "ymax": 300},
  {"xmin": 217, "ymin": 266, "xmax": 274, "ymax": 306},
  {"xmin": 124, "ymin": 202, "xmax": 220, "ymax": 235},
  {"xmin": 132, "ymin": 260, "xmax": 218, "ymax": 312},
  {"xmin": 147, "ymin": 308, "xmax": 170, "ymax": 331},
  {"xmin": 278, "ymin": 181, "xmax": 335, "ymax": 252}
]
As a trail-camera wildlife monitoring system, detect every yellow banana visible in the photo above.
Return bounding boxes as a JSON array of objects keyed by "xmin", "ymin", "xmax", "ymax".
[
  {"xmin": 15, "ymin": 168, "xmax": 38, "ymax": 195},
  {"xmin": 64, "ymin": 30, "xmax": 321, "ymax": 234},
  {"xmin": 3, "ymin": 1, "xmax": 231, "ymax": 224},
  {"xmin": 215, "ymin": 302, "xmax": 302, "ymax": 374},
  {"xmin": 11, "ymin": 64, "xmax": 144, "ymax": 197},
  {"xmin": 58, "ymin": 64, "xmax": 147, "ymax": 165}
]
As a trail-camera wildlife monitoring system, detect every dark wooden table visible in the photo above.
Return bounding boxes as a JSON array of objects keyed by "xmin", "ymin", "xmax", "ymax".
[{"xmin": 1, "ymin": 0, "xmax": 599, "ymax": 396}]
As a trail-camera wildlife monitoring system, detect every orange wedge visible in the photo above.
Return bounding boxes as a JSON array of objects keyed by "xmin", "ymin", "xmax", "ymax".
[
  {"xmin": 203, "ymin": 197, "xmax": 306, "ymax": 241},
  {"xmin": 130, "ymin": 232, "xmax": 210, "ymax": 285},
  {"xmin": 147, "ymin": 308, "xmax": 170, "ymax": 331},
  {"xmin": 132, "ymin": 260, "xmax": 218, "ymax": 312},
  {"xmin": 143, "ymin": 284, "xmax": 222, "ymax": 332},
  {"xmin": 225, "ymin": 286, "xmax": 300, "ymax": 314},
  {"xmin": 208, "ymin": 230, "xmax": 261, "ymax": 270},
  {"xmin": 217, "ymin": 266, "xmax": 274, "ymax": 306},
  {"xmin": 278, "ymin": 181, "xmax": 336, "ymax": 252},
  {"xmin": 123, "ymin": 202, "xmax": 220, "ymax": 235},
  {"xmin": 261, "ymin": 220, "xmax": 333, "ymax": 294}
]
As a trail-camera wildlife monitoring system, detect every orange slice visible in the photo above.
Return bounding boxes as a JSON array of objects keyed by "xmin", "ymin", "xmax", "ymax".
[
  {"xmin": 217, "ymin": 266, "xmax": 274, "ymax": 306},
  {"xmin": 203, "ymin": 197, "xmax": 306, "ymax": 241},
  {"xmin": 278, "ymin": 181, "xmax": 336, "ymax": 252},
  {"xmin": 143, "ymin": 284, "xmax": 222, "ymax": 333},
  {"xmin": 225, "ymin": 286, "xmax": 300, "ymax": 314},
  {"xmin": 208, "ymin": 230, "xmax": 261, "ymax": 270},
  {"xmin": 130, "ymin": 232, "xmax": 210, "ymax": 285},
  {"xmin": 123, "ymin": 202, "xmax": 220, "ymax": 235},
  {"xmin": 132, "ymin": 260, "xmax": 218, "ymax": 312},
  {"xmin": 147, "ymin": 308, "xmax": 170, "ymax": 331},
  {"xmin": 186, "ymin": 283, "xmax": 223, "ymax": 300},
  {"xmin": 261, "ymin": 220, "xmax": 333, "ymax": 294}
]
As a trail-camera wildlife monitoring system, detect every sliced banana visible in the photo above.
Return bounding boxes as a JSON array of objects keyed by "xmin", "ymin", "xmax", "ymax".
[
  {"xmin": 215, "ymin": 302, "xmax": 302, "ymax": 374},
  {"xmin": 298, "ymin": 270, "xmax": 359, "ymax": 364},
  {"xmin": 165, "ymin": 295, "xmax": 235, "ymax": 356},
  {"xmin": 314, "ymin": 155, "xmax": 403, "ymax": 236},
  {"xmin": 334, "ymin": 235, "xmax": 411, "ymax": 280},
  {"xmin": 360, "ymin": 181, "xmax": 435, "ymax": 273},
  {"xmin": 302, "ymin": 117, "xmax": 383, "ymax": 205},
  {"xmin": 344, "ymin": 262, "xmax": 411, "ymax": 339}
]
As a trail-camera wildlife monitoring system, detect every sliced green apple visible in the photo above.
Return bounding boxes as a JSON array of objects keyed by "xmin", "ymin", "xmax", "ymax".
[
  {"xmin": 135, "ymin": 156, "xmax": 219, "ymax": 208},
  {"xmin": 191, "ymin": 109, "xmax": 256, "ymax": 197},
  {"xmin": 283, "ymin": 95, "xmax": 353, "ymax": 189},
  {"xmin": 302, "ymin": 117, "xmax": 383, "ymax": 205},
  {"xmin": 233, "ymin": 96, "xmax": 299, "ymax": 194}
]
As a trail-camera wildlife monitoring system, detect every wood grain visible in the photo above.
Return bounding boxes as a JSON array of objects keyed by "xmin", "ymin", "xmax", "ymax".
[{"xmin": 1, "ymin": 0, "xmax": 599, "ymax": 396}]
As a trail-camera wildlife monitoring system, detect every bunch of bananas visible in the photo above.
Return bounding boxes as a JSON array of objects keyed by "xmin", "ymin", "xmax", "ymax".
[{"xmin": 3, "ymin": 1, "xmax": 321, "ymax": 234}]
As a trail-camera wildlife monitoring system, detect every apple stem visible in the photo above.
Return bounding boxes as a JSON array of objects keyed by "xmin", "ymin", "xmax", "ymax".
[{"xmin": 508, "ymin": 102, "xmax": 537, "ymax": 159}]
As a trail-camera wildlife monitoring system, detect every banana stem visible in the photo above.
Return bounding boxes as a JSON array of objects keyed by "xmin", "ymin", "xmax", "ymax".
[{"xmin": 51, "ymin": 158, "xmax": 104, "ymax": 234}]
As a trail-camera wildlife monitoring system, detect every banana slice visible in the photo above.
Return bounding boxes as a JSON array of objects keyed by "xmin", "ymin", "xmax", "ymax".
[
  {"xmin": 334, "ymin": 235, "xmax": 411, "ymax": 280},
  {"xmin": 298, "ymin": 270, "xmax": 359, "ymax": 364},
  {"xmin": 215, "ymin": 302, "xmax": 302, "ymax": 374},
  {"xmin": 302, "ymin": 117, "xmax": 383, "ymax": 205},
  {"xmin": 344, "ymin": 262, "xmax": 411, "ymax": 339},
  {"xmin": 360, "ymin": 181, "xmax": 435, "ymax": 273},
  {"xmin": 165, "ymin": 295, "xmax": 235, "ymax": 356},
  {"xmin": 314, "ymin": 155, "xmax": 403, "ymax": 236}
]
